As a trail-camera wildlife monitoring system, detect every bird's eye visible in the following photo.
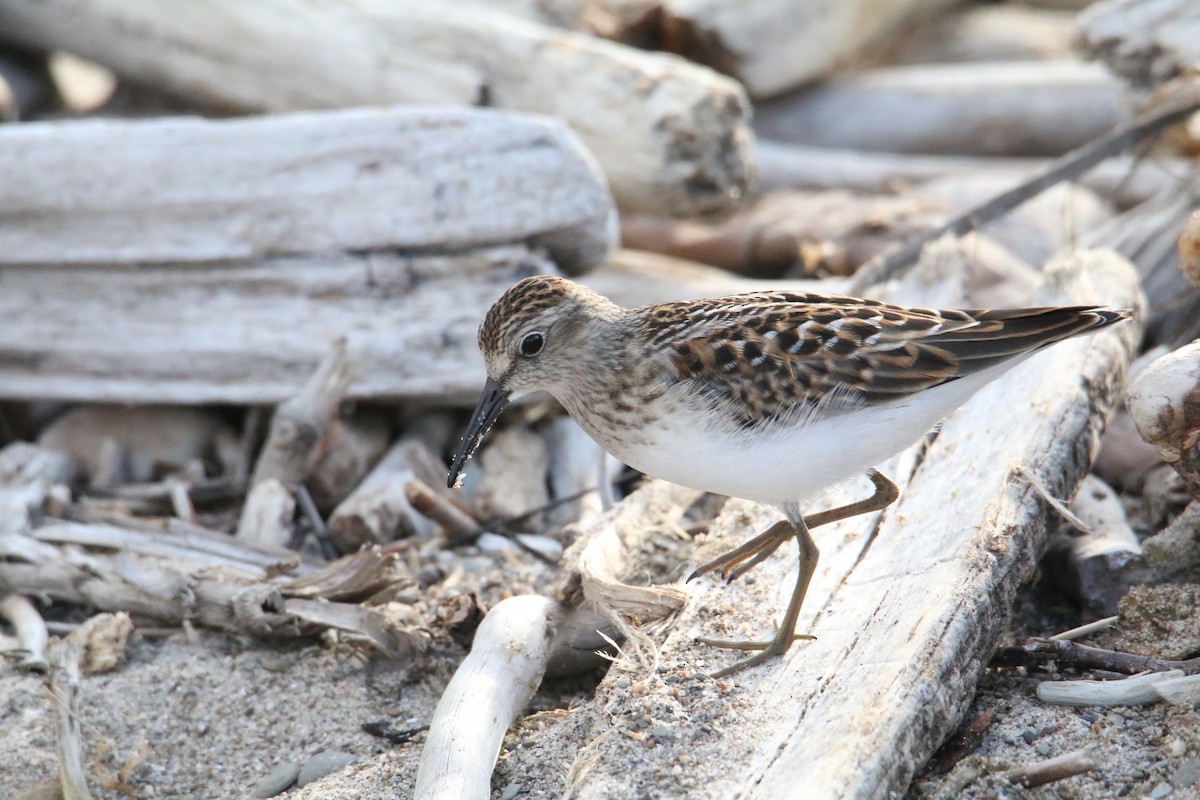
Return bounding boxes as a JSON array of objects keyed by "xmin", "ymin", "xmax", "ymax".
[{"xmin": 520, "ymin": 332, "xmax": 545, "ymax": 357}]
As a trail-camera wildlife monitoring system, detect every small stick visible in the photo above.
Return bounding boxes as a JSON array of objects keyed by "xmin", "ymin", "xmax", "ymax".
[
  {"xmin": 414, "ymin": 596, "xmax": 565, "ymax": 800},
  {"xmin": 1050, "ymin": 616, "xmax": 1119, "ymax": 642},
  {"xmin": 1037, "ymin": 670, "xmax": 1183, "ymax": 707},
  {"xmin": 851, "ymin": 88, "xmax": 1200, "ymax": 292},
  {"xmin": 47, "ymin": 631, "xmax": 95, "ymax": 800},
  {"xmin": 168, "ymin": 479, "xmax": 197, "ymax": 524},
  {"xmin": 444, "ymin": 468, "xmax": 642, "ymax": 548},
  {"xmin": 406, "ymin": 479, "xmax": 480, "ymax": 540},
  {"xmin": 1002, "ymin": 749, "xmax": 1097, "ymax": 788},
  {"xmin": 1013, "ymin": 465, "xmax": 1093, "ymax": 534},
  {"xmin": 1015, "ymin": 638, "xmax": 1200, "ymax": 675}
]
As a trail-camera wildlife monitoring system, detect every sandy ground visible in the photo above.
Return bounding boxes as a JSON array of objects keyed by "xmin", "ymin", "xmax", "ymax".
[
  {"xmin": 3, "ymin": 510, "xmax": 1196, "ymax": 799},
  {"xmin": 5, "ymin": 576, "xmax": 1195, "ymax": 800}
]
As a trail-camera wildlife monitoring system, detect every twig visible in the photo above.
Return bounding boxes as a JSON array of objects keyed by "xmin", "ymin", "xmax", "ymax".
[
  {"xmin": 47, "ymin": 631, "xmax": 95, "ymax": 800},
  {"xmin": 1002, "ymin": 749, "xmax": 1097, "ymax": 788},
  {"xmin": 1013, "ymin": 465, "xmax": 1094, "ymax": 535},
  {"xmin": 250, "ymin": 338, "xmax": 352, "ymax": 487},
  {"xmin": 406, "ymin": 479, "xmax": 480, "ymax": 540},
  {"xmin": 1050, "ymin": 616, "xmax": 1119, "ymax": 642},
  {"xmin": 851, "ymin": 88, "xmax": 1200, "ymax": 292},
  {"xmin": 1037, "ymin": 670, "xmax": 1185, "ymax": 707},
  {"xmin": 1003, "ymin": 637, "xmax": 1200, "ymax": 675},
  {"xmin": 444, "ymin": 468, "xmax": 642, "ymax": 548}
]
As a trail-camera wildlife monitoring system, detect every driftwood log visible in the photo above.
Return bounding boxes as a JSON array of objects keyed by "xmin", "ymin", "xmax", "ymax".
[
  {"xmin": 0, "ymin": 0, "xmax": 752, "ymax": 216},
  {"xmin": 0, "ymin": 246, "xmax": 779, "ymax": 407},
  {"xmin": 1077, "ymin": 0, "xmax": 1200, "ymax": 96},
  {"xmin": 0, "ymin": 107, "xmax": 615, "ymax": 273},
  {"xmin": 756, "ymin": 60, "xmax": 1122, "ymax": 156},
  {"xmin": 513, "ymin": 249, "xmax": 1140, "ymax": 799},
  {"xmin": 755, "ymin": 140, "xmax": 1189, "ymax": 210},
  {"xmin": 477, "ymin": 0, "xmax": 957, "ymax": 99},
  {"xmin": 887, "ymin": 3, "xmax": 1077, "ymax": 65}
]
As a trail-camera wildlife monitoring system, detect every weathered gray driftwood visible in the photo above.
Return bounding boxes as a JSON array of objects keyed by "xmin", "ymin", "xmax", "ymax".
[
  {"xmin": 0, "ymin": 522, "xmax": 424, "ymax": 656},
  {"xmin": 529, "ymin": 250, "xmax": 1140, "ymax": 799},
  {"xmin": 0, "ymin": 108, "xmax": 615, "ymax": 273},
  {"xmin": 0, "ymin": 248, "xmax": 778, "ymax": 406},
  {"xmin": 756, "ymin": 60, "xmax": 1122, "ymax": 156},
  {"xmin": 0, "ymin": 0, "xmax": 752, "ymax": 216},
  {"xmin": 888, "ymin": 3, "xmax": 1077, "ymax": 65},
  {"xmin": 473, "ymin": 0, "xmax": 956, "ymax": 99},
  {"xmin": 755, "ymin": 141, "xmax": 1184, "ymax": 210},
  {"xmin": 1077, "ymin": 0, "xmax": 1200, "ymax": 94}
]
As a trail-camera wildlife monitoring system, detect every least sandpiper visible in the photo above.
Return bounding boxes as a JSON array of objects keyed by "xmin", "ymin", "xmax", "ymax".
[{"xmin": 447, "ymin": 276, "xmax": 1129, "ymax": 677}]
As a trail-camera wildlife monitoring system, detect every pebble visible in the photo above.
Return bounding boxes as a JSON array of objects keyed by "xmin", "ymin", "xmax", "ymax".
[
  {"xmin": 500, "ymin": 783, "xmax": 523, "ymax": 800},
  {"xmin": 1166, "ymin": 739, "xmax": 1188, "ymax": 758},
  {"xmin": 651, "ymin": 724, "xmax": 673, "ymax": 739},
  {"xmin": 1172, "ymin": 759, "xmax": 1200, "ymax": 789},
  {"xmin": 1150, "ymin": 782, "xmax": 1174, "ymax": 799},
  {"xmin": 252, "ymin": 763, "xmax": 300, "ymax": 798},
  {"xmin": 1020, "ymin": 728, "xmax": 1037, "ymax": 745},
  {"xmin": 1034, "ymin": 741, "xmax": 1052, "ymax": 757},
  {"xmin": 296, "ymin": 751, "xmax": 356, "ymax": 788},
  {"xmin": 614, "ymin": 676, "xmax": 631, "ymax": 689},
  {"xmin": 259, "ymin": 655, "xmax": 296, "ymax": 673}
]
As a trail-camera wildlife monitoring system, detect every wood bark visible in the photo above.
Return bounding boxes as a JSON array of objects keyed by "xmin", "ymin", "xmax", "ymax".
[
  {"xmin": 547, "ymin": 250, "xmax": 1140, "ymax": 799},
  {"xmin": 0, "ymin": 108, "xmax": 615, "ymax": 274},
  {"xmin": 0, "ymin": 248, "xmax": 780, "ymax": 406},
  {"xmin": 0, "ymin": 0, "xmax": 752, "ymax": 216},
  {"xmin": 756, "ymin": 60, "xmax": 1122, "ymax": 157}
]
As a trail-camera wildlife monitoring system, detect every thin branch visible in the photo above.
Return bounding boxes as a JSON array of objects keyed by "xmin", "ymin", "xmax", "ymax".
[
  {"xmin": 1002, "ymin": 749, "xmax": 1097, "ymax": 788},
  {"xmin": 996, "ymin": 637, "xmax": 1200, "ymax": 675}
]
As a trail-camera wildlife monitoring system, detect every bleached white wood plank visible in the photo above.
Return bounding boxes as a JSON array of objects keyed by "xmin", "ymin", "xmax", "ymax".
[{"xmin": 0, "ymin": 107, "xmax": 615, "ymax": 273}]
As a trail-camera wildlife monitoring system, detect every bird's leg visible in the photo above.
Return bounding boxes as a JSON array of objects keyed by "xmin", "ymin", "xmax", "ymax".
[
  {"xmin": 696, "ymin": 469, "xmax": 900, "ymax": 677},
  {"xmin": 687, "ymin": 520, "xmax": 792, "ymax": 583},
  {"xmin": 689, "ymin": 469, "xmax": 899, "ymax": 585},
  {"xmin": 803, "ymin": 469, "xmax": 899, "ymax": 530},
  {"xmin": 700, "ymin": 516, "xmax": 819, "ymax": 678}
]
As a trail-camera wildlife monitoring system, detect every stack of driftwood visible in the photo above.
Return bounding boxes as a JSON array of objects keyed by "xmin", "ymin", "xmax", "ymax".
[{"xmin": 0, "ymin": 0, "xmax": 1198, "ymax": 798}]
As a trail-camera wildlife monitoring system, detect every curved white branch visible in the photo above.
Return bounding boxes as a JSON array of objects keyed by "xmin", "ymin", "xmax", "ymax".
[{"xmin": 415, "ymin": 595, "xmax": 562, "ymax": 800}]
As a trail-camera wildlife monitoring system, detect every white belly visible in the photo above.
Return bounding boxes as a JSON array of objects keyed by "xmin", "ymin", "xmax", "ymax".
[{"xmin": 601, "ymin": 367, "xmax": 1009, "ymax": 507}]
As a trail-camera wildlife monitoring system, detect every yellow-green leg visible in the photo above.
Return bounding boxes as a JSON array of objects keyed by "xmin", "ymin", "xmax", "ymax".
[{"xmin": 696, "ymin": 470, "xmax": 900, "ymax": 678}]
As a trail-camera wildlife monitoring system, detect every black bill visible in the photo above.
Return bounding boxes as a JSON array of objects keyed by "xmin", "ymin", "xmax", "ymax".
[{"xmin": 447, "ymin": 377, "xmax": 511, "ymax": 488}]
